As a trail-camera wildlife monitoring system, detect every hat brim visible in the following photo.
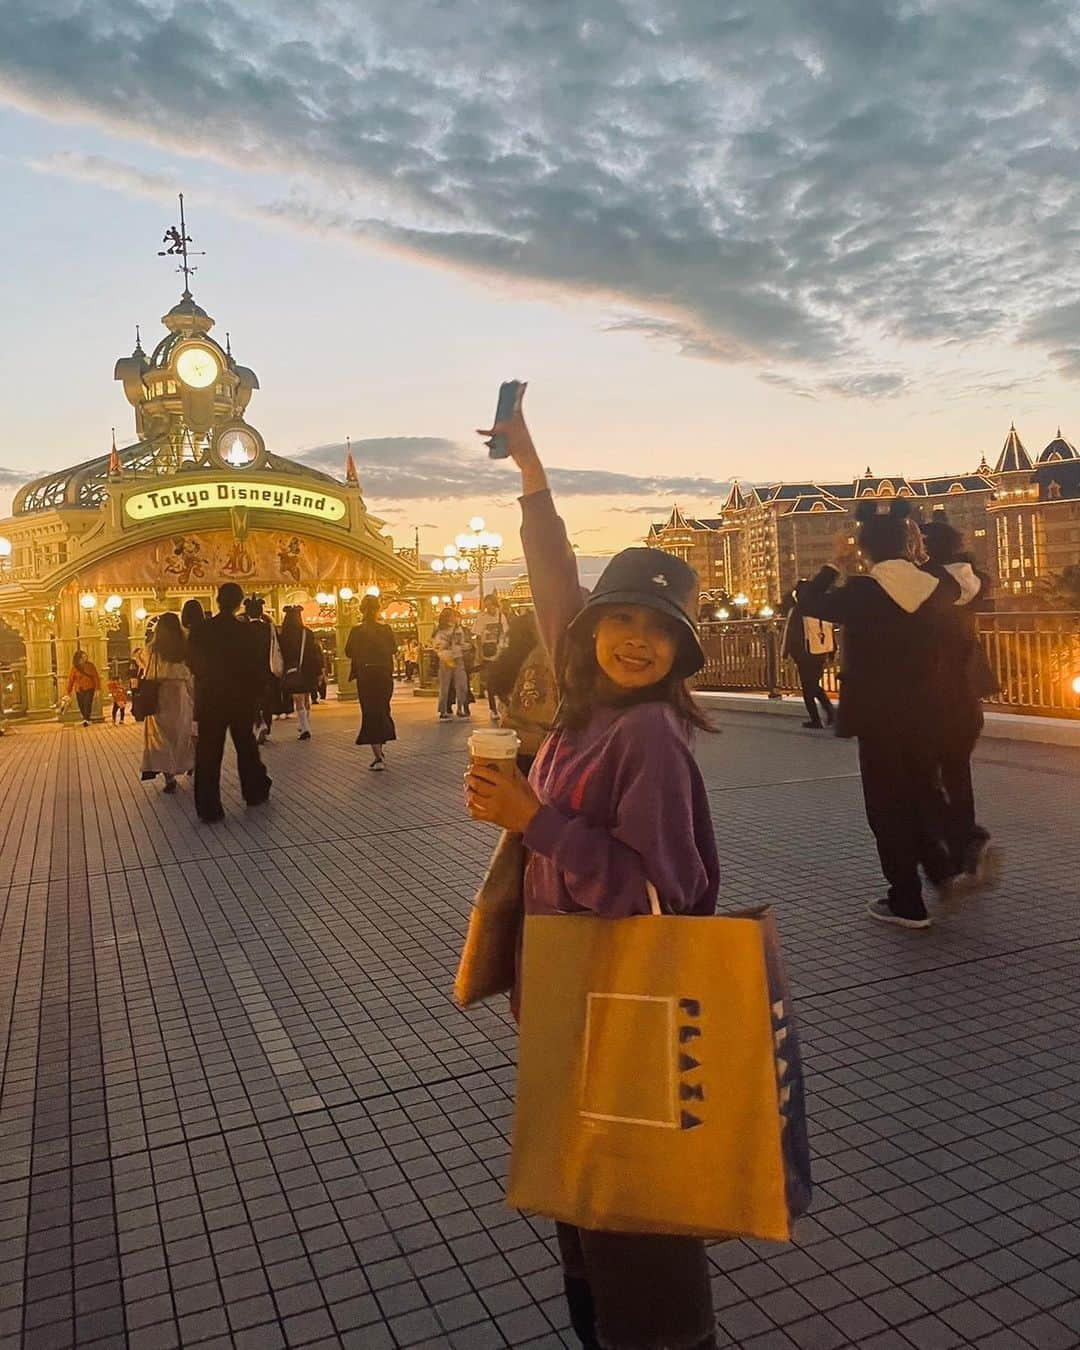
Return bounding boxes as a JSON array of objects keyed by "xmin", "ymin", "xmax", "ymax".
[{"xmin": 567, "ymin": 590, "xmax": 705, "ymax": 678}]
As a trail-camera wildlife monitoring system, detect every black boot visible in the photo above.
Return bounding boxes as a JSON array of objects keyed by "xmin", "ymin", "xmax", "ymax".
[{"xmin": 564, "ymin": 1277, "xmax": 600, "ymax": 1350}]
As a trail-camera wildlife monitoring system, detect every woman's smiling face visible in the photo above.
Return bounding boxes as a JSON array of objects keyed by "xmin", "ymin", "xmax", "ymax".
[{"xmin": 593, "ymin": 605, "xmax": 678, "ymax": 690}]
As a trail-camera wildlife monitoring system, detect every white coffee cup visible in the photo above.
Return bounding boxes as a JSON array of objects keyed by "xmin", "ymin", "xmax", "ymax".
[{"xmin": 468, "ymin": 727, "xmax": 521, "ymax": 779}]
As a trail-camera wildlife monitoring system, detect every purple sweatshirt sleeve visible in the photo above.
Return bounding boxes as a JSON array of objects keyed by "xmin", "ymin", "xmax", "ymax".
[
  {"xmin": 519, "ymin": 489, "xmax": 584, "ymax": 658},
  {"xmin": 523, "ymin": 713, "xmax": 713, "ymax": 917}
]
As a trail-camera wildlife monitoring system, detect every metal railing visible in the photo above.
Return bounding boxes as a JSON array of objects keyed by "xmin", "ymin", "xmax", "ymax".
[{"xmin": 695, "ymin": 613, "xmax": 1080, "ymax": 718}]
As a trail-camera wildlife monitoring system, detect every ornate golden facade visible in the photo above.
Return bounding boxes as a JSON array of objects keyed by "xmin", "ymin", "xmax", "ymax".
[{"xmin": 0, "ymin": 286, "xmax": 429, "ymax": 718}]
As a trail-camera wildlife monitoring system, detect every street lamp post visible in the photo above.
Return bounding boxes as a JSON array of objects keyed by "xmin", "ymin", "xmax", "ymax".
[{"xmin": 431, "ymin": 516, "xmax": 502, "ymax": 603}]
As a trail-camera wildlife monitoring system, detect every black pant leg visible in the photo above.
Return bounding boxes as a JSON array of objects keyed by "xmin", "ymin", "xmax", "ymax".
[
  {"xmin": 858, "ymin": 737, "xmax": 926, "ymax": 918},
  {"xmin": 799, "ymin": 674, "xmax": 820, "ymax": 724},
  {"xmin": 938, "ymin": 738, "xmax": 981, "ymax": 871},
  {"xmin": 76, "ymin": 690, "xmax": 94, "ymax": 721},
  {"xmin": 194, "ymin": 717, "xmax": 228, "ymax": 820},
  {"xmin": 230, "ymin": 714, "xmax": 271, "ymax": 805}
]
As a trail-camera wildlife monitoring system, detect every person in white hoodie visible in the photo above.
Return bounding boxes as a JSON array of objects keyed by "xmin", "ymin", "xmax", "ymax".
[
  {"xmin": 797, "ymin": 499, "xmax": 964, "ymax": 929},
  {"xmin": 920, "ymin": 518, "xmax": 998, "ymax": 886}
]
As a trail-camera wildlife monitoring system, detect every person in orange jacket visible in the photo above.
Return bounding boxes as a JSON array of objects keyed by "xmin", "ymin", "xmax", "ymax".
[{"xmin": 66, "ymin": 651, "xmax": 101, "ymax": 725}]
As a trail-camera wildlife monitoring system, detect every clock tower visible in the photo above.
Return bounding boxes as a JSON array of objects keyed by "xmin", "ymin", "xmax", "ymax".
[{"xmin": 112, "ymin": 195, "xmax": 266, "ymax": 471}]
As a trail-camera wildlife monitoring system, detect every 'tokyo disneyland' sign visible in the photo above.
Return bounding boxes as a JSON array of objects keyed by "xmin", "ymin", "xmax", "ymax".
[{"xmin": 124, "ymin": 481, "xmax": 347, "ymax": 525}]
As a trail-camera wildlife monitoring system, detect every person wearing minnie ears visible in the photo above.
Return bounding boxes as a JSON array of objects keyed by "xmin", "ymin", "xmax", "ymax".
[
  {"xmin": 798, "ymin": 500, "xmax": 965, "ymax": 930},
  {"xmin": 920, "ymin": 517, "xmax": 999, "ymax": 887},
  {"xmin": 465, "ymin": 394, "xmax": 720, "ymax": 1350}
]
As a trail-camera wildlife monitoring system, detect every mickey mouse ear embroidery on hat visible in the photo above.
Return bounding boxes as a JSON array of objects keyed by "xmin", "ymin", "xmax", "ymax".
[{"xmin": 652, "ymin": 574, "xmax": 669, "ymax": 587}]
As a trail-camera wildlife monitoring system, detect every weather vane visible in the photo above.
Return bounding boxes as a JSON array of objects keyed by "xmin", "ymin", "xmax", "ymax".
[{"xmin": 158, "ymin": 193, "xmax": 205, "ymax": 297}]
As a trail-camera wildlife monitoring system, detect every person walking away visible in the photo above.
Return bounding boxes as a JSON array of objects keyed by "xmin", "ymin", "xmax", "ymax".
[
  {"xmin": 128, "ymin": 646, "xmax": 147, "ymax": 695},
  {"xmin": 187, "ymin": 582, "xmax": 272, "ymax": 823},
  {"xmin": 139, "ymin": 612, "xmax": 195, "ymax": 794},
  {"xmin": 180, "ymin": 600, "xmax": 206, "ymax": 752},
  {"xmin": 180, "ymin": 599, "xmax": 206, "ymax": 640},
  {"xmin": 474, "ymin": 592, "xmax": 510, "ymax": 720},
  {"xmin": 67, "ymin": 651, "xmax": 101, "ymax": 725},
  {"xmin": 107, "ymin": 677, "xmax": 129, "ymax": 724},
  {"xmin": 798, "ymin": 500, "xmax": 966, "ymax": 930},
  {"xmin": 279, "ymin": 606, "xmax": 323, "ymax": 741},
  {"xmin": 484, "ymin": 611, "xmax": 558, "ymax": 775},
  {"xmin": 432, "ymin": 609, "xmax": 470, "ymax": 720},
  {"xmin": 781, "ymin": 590, "xmax": 836, "ymax": 729},
  {"xmin": 920, "ymin": 517, "xmax": 998, "ymax": 886},
  {"xmin": 243, "ymin": 595, "xmax": 282, "ymax": 744},
  {"xmin": 465, "ymin": 392, "xmax": 720, "ymax": 1350},
  {"xmin": 345, "ymin": 594, "xmax": 397, "ymax": 769}
]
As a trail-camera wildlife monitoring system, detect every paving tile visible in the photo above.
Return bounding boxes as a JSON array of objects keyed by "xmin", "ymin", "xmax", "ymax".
[{"xmin": 0, "ymin": 702, "xmax": 1077, "ymax": 1350}]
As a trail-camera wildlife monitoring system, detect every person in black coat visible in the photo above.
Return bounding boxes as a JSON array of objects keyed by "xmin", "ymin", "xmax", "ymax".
[
  {"xmin": 243, "ymin": 595, "xmax": 281, "ymax": 744},
  {"xmin": 345, "ymin": 595, "xmax": 397, "ymax": 769},
  {"xmin": 781, "ymin": 592, "xmax": 835, "ymax": 729},
  {"xmin": 187, "ymin": 582, "xmax": 272, "ymax": 823},
  {"xmin": 279, "ymin": 606, "xmax": 323, "ymax": 741},
  {"xmin": 920, "ymin": 517, "xmax": 998, "ymax": 885},
  {"xmin": 797, "ymin": 499, "xmax": 963, "ymax": 929}
]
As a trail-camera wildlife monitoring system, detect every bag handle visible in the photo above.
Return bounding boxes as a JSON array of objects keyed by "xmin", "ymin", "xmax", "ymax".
[{"xmin": 646, "ymin": 880, "xmax": 662, "ymax": 917}]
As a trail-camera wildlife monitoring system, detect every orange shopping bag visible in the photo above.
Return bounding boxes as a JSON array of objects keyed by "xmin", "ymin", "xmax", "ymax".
[{"xmin": 507, "ymin": 904, "xmax": 810, "ymax": 1241}]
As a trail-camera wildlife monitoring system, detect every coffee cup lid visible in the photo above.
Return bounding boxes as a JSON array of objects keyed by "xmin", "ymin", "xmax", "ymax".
[{"xmin": 468, "ymin": 728, "xmax": 520, "ymax": 756}]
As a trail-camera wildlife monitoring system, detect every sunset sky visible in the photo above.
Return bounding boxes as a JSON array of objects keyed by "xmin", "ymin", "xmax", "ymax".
[{"xmin": 1, "ymin": 1, "xmax": 1078, "ymax": 556}]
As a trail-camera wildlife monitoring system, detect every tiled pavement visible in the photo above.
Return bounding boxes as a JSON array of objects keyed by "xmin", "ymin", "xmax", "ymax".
[{"xmin": 1, "ymin": 693, "xmax": 1078, "ymax": 1350}]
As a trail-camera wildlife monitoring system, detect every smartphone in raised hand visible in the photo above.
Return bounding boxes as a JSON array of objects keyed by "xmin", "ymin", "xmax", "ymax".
[{"xmin": 485, "ymin": 381, "xmax": 526, "ymax": 459}]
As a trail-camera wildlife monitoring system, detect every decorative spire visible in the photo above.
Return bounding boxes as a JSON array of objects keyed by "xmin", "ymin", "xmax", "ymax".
[
  {"xmin": 994, "ymin": 423, "xmax": 1033, "ymax": 474},
  {"xmin": 225, "ymin": 331, "xmax": 233, "ymax": 361},
  {"xmin": 133, "ymin": 324, "xmax": 144, "ymax": 356},
  {"xmin": 158, "ymin": 193, "xmax": 205, "ymax": 299},
  {"xmin": 345, "ymin": 436, "xmax": 360, "ymax": 487},
  {"xmin": 108, "ymin": 429, "xmax": 121, "ymax": 477}
]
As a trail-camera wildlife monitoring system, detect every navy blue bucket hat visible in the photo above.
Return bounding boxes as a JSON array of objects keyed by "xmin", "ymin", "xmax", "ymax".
[{"xmin": 566, "ymin": 548, "xmax": 705, "ymax": 678}]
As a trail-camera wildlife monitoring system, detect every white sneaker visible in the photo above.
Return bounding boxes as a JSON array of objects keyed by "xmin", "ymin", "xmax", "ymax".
[{"xmin": 867, "ymin": 899, "xmax": 932, "ymax": 930}]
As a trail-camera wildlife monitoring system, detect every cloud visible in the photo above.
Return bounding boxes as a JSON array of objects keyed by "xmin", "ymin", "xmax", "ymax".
[
  {"xmin": 0, "ymin": 466, "xmax": 31, "ymax": 488},
  {"xmin": 4, "ymin": 0, "xmax": 1080, "ymax": 391},
  {"xmin": 292, "ymin": 436, "xmax": 734, "ymax": 503},
  {"xmin": 29, "ymin": 150, "xmax": 178, "ymax": 201}
]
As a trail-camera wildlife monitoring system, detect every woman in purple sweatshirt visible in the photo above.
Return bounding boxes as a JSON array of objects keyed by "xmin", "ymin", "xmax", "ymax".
[{"xmin": 465, "ymin": 398, "xmax": 720, "ymax": 1350}]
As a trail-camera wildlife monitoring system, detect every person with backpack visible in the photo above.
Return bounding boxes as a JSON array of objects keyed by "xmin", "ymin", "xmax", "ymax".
[
  {"xmin": 279, "ymin": 606, "xmax": 323, "ymax": 741},
  {"xmin": 920, "ymin": 516, "xmax": 998, "ymax": 886},
  {"xmin": 464, "ymin": 393, "xmax": 720, "ymax": 1350},
  {"xmin": 797, "ymin": 500, "xmax": 966, "ymax": 929},
  {"xmin": 781, "ymin": 589, "xmax": 836, "ymax": 728}
]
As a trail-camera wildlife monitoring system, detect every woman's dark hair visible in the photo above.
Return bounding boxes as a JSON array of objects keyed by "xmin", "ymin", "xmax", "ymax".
[
  {"xmin": 281, "ymin": 606, "xmax": 305, "ymax": 637},
  {"xmin": 73, "ymin": 649, "xmax": 86, "ymax": 667},
  {"xmin": 436, "ymin": 608, "xmax": 455, "ymax": 629},
  {"xmin": 855, "ymin": 498, "xmax": 911, "ymax": 564},
  {"xmin": 922, "ymin": 516, "xmax": 963, "ymax": 565},
  {"xmin": 181, "ymin": 598, "xmax": 205, "ymax": 632},
  {"xmin": 555, "ymin": 606, "xmax": 713, "ymax": 735},
  {"xmin": 360, "ymin": 594, "xmax": 381, "ymax": 622},
  {"xmin": 486, "ymin": 612, "xmax": 539, "ymax": 701},
  {"xmin": 152, "ymin": 611, "xmax": 187, "ymax": 663}
]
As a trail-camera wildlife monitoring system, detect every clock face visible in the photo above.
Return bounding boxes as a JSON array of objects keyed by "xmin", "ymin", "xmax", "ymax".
[
  {"xmin": 222, "ymin": 428, "xmax": 259, "ymax": 468},
  {"xmin": 176, "ymin": 345, "xmax": 220, "ymax": 389}
]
